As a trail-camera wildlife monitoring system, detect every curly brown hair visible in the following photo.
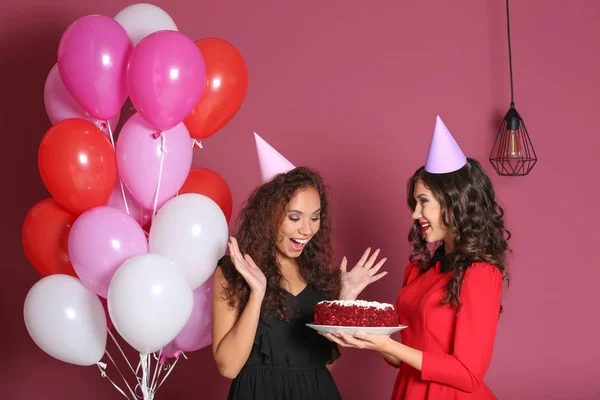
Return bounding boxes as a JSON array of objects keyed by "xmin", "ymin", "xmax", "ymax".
[
  {"xmin": 220, "ymin": 167, "xmax": 341, "ymax": 321},
  {"xmin": 407, "ymin": 158, "xmax": 511, "ymax": 310}
]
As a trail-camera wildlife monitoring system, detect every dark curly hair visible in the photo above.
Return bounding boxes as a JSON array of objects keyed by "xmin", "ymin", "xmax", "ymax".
[
  {"xmin": 220, "ymin": 167, "xmax": 341, "ymax": 321},
  {"xmin": 407, "ymin": 158, "xmax": 511, "ymax": 310}
]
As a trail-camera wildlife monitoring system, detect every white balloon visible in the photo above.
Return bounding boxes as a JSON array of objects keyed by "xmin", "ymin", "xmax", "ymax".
[
  {"xmin": 114, "ymin": 3, "xmax": 178, "ymax": 46},
  {"xmin": 149, "ymin": 193, "xmax": 228, "ymax": 289},
  {"xmin": 23, "ymin": 275, "xmax": 107, "ymax": 366},
  {"xmin": 107, "ymin": 253, "xmax": 193, "ymax": 354}
]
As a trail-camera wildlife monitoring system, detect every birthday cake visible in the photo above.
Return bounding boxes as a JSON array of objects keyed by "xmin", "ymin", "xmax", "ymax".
[{"xmin": 313, "ymin": 300, "xmax": 399, "ymax": 327}]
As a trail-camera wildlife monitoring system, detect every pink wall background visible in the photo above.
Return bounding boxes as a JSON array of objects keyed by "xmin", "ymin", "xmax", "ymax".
[{"xmin": 2, "ymin": 0, "xmax": 599, "ymax": 399}]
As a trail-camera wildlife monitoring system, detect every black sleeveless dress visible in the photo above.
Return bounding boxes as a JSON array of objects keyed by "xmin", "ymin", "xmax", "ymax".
[{"xmin": 227, "ymin": 284, "xmax": 342, "ymax": 400}]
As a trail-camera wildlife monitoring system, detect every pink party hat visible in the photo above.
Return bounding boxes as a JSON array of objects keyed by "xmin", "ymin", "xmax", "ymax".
[
  {"xmin": 254, "ymin": 132, "xmax": 295, "ymax": 183},
  {"xmin": 424, "ymin": 116, "xmax": 467, "ymax": 173}
]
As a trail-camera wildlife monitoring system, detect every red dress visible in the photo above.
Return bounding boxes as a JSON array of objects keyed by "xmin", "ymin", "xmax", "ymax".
[{"xmin": 390, "ymin": 260, "xmax": 502, "ymax": 400}]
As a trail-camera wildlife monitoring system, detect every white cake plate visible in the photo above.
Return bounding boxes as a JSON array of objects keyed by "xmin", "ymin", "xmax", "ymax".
[{"xmin": 306, "ymin": 324, "xmax": 407, "ymax": 337}]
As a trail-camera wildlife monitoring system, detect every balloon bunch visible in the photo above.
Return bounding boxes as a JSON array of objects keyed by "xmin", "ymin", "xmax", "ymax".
[{"xmin": 21, "ymin": 4, "xmax": 246, "ymax": 399}]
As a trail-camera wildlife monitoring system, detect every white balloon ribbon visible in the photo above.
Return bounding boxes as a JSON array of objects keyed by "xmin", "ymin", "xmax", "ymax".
[
  {"xmin": 107, "ymin": 120, "xmax": 131, "ymax": 216},
  {"xmin": 97, "ymin": 354, "xmax": 135, "ymax": 400},
  {"xmin": 151, "ymin": 131, "xmax": 167, "ymax": 223}
]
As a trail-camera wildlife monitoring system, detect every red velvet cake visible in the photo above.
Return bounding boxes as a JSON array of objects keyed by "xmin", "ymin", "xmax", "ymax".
[{"xmin": 313, "ymin": 300, "xmax": 399, "ymax": 327}]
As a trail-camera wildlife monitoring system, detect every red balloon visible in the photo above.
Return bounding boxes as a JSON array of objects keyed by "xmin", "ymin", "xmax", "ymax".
[
  {"xmin": 22, "ymin": 198, "xmax": 78, "ymax": 277},
  {"xmin": 183, "ymin": 38, "xmax": 248, "ymax": 140},
  {"xmin": 179, "ymin": 168, "xmax": 233, "ymax": 222},
  {"xmin": 38, "ymin": 118, "xmax": 116, "ymax": 215}
]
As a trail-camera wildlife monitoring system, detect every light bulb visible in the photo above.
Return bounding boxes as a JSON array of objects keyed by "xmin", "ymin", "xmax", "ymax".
[{"xmin": 506, "ymin": 130, "xmax": 522, "ymax": 158}]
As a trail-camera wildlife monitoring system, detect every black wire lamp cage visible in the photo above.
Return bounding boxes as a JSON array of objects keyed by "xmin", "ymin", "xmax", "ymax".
[{"xmin": 489, "ymin": 0, "xmax": 537, "ymax": 176}]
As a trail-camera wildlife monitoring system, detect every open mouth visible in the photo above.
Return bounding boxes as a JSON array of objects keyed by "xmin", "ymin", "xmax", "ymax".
[
  {"xmin": 420, "ymin": 222, "xmax": 430, "ymax": 233},
  {"xmin": 290, "ymin": 238, "xmax": 309, "ymax": 252}
]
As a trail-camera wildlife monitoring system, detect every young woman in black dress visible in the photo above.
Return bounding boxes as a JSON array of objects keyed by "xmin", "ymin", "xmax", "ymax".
[{"xmin": 212, "ymin": 167, "xmax": 387, "ymax": 400}]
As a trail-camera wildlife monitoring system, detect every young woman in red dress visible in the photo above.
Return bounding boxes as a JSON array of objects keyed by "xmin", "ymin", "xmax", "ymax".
[{"xmin": 325, "ymin": 116, "xmax": 510, "ymax": 400}]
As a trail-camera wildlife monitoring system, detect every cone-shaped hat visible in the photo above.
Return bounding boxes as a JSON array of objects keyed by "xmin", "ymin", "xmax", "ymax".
[
  {"xmin": 254, "ymin": 132, "xmax": 295, "ymax": 183},
  {"xmin": 424, "ymin": 116, "xmax": 467, "ymax": 173}
]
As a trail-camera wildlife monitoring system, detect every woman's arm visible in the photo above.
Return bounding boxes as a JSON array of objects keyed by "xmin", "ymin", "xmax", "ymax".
[
  {"xmin": 324, "ymin": 332, "xmax": 420, "ymax": 370},
  {"xmin": 212, "ymin": 238, "xmax": 267, "ymax": 379},
  {"xmin": 325, "ymin": 359, "xmax": 338, "ymax": 371},
  {"xmin": 379, "ymin": 340, "xmax": 423, "ymax": 370},
  {"xmin": 211, "ymin": 266, "xmax": 264, "ymax": 379},
  {"xmin": 380, "ymin": 351, "xmax": 402, "ymax": 367}
]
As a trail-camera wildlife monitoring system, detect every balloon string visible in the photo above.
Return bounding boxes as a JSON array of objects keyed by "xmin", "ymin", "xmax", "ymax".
[
  {"xmin": 151, "ymin": 132, "xmax": 166, "ymax": 223},
  {"xmin": 139, "ymin": 353, "xmax": 152, "ymax": 400},
  {"xmin": 108, "ymin": 329, "xmax": 139, "ymax": 380},
  {"xmin": 97, "ymin": 356, "xmax": 135, "ymax": 400},
  {"xmin": 155, "ymin": 351, "xmax": 186, "ymax": 392},
  {"xmin": 107, "ymin": 120, "xmax": 131, "ymax": 216},
  {"xmin": 152, "ymin": 357, "xmax": 167, "ymax": 392},
  {"xmin": 100, "ymin": 342, "xmax": 186, "ymax": 398},
  {"xmin": 105, "ymin": 350, "xmax": 140, "ymax": 399},
  {"xmin": 149, "ymin": 349, "xmax": 162, "ymax": 392}
]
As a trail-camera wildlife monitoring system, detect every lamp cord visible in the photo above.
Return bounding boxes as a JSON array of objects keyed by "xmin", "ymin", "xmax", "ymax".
[{"xmin": 506, "ymin": 0, "xmax": 515, "ymax": 106}]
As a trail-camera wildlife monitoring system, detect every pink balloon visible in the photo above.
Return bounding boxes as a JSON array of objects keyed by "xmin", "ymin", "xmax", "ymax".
[
  {"xmin": 68, "ymin": 206, "xmax": 148, "ymax": 298},
  {"xmin": 107, "ymin": 174, "xmax": 151, "ymax": 227},
  {"xmin": 44, "ymin": 64, "xmax": 121, "ymax": 134},
  {"xmin": 171, "ymin": 278, "xmax": 212, "ymax": 352},
  {"xmin": 127, "ymin": 30, "xmax": 205, "ymax": 131},
  {"xmin": 116, "ymin": 113, "xmax": 193, "ymax": 210},
  {"xmin": 58, "ymin": 15, "xmax": 132, "ymax": 121}
]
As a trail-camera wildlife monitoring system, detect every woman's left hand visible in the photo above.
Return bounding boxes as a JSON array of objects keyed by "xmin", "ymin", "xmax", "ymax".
[
  {"xmin": 322, "ymin": 330, "xmax": 390, "ymax": 352},
  {"xmin": 339, "ymin": 248, "xmax": 388, "ymax": 300}
]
